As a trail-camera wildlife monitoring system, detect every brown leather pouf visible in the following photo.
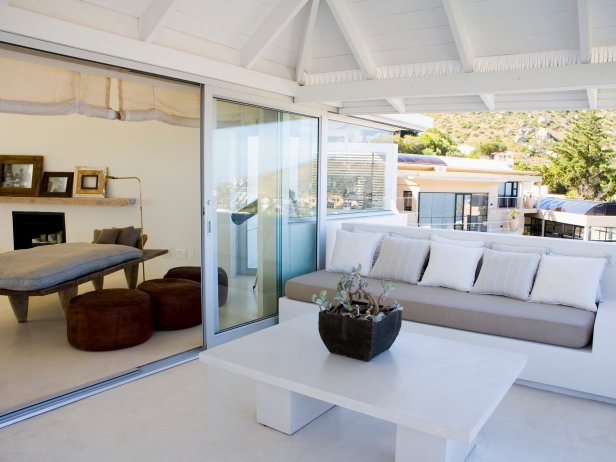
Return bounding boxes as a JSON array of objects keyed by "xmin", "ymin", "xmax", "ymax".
[
  {"xmin": 67, "ymin": 289, "xmax": 153, "ymax": 351},
  {"xmin": 163, "ymin": 266, "xmax": 228, "ymax": 306},
  {"xmin": 138, "ymin": 278, "xmax": 201, "ymax": 330}
]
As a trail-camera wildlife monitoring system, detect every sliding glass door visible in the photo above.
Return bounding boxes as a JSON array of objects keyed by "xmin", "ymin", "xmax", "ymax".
[{"xmin": 204, "ymin": 100, "xmax": 318, "ymax": 345}]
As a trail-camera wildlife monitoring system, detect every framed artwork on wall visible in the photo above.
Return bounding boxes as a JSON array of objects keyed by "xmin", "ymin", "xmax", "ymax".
[
  {"xmin": 74, "ymin": 166, "xmax": 107, "ymax": 198},
  {"xmin": 40, "ymin": 172, "xmax": 74, "ymax": 197},
  {"xmin": 0, "ymin": 155, "xmax": 44, "ymax": 197}
]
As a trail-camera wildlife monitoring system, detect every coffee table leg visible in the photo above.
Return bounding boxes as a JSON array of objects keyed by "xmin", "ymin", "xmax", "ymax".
[
  {"xmin": 256, "ymin": 382, "xmax": 334, "ymax": 435},
  {"xmin": 396, "ymin": 425, "xmax": 474, "ymax": 462}
]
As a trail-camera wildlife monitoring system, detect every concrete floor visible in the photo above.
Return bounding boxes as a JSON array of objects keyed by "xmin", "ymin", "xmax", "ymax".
[
  {"xmin": 1, "ymin": 360, "xmax": 615, "ymax": 462},
  {"xmin": 0, "ymin": 272, "xmax": 265, "ymax": 414},
  {"xmin": 0, "ymin": 272, "xmax": 202, "ymax": 413}
]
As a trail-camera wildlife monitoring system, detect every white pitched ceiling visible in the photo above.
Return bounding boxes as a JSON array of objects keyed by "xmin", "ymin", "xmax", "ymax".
[{"xmin": 2, "ymin": 0, "xmax": 616, "ymax": 113}]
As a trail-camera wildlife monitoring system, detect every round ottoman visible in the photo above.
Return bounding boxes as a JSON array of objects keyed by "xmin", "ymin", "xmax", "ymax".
[
  {"xmin": 164, "ymin": 266, "xmax": 228, "ymax": 306},
  {"xmin": 138, "ymin": 278, "xmax": 201, "ymax": 330},
  {"xmin": 67, "ymin": 289, "xmax": 153, "ymax": 351}
]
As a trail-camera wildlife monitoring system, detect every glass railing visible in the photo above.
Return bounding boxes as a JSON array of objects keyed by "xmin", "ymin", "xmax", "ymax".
[
  {"xmin": 416, "ymin": 219, "xmax": 522, "ymax": 234},
  {"xmin": 495, "ymin": 196, "xmax": 538, "ymax": 209}
]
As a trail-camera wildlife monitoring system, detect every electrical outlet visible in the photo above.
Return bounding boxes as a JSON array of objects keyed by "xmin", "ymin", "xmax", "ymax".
[{"xmin": 174, "ymin": 248, "xmax": 188, "ymax": 258}]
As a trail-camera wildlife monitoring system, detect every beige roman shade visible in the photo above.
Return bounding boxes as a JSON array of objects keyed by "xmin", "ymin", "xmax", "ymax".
[
  {"xmin": 118, "ymin": 80, "xmax": 200, "ymax": 128},
  {"xmin": 0, "ymin": 54, "xmax": 200, "ymax": 127},
  {"xmin": 0, "ymin": 56, "xmax": 117, "ymax": 120}
]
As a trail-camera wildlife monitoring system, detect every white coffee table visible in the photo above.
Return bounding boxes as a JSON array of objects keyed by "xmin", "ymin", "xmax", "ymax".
[{"xmin": 199, "ymin": 314, "xmax": 526, "ymax": 462}]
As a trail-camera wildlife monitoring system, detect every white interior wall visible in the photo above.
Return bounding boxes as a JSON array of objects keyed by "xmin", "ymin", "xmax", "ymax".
[{"xmin": 0, "ymin": 112, "xmax": 200, "ymax": 277}]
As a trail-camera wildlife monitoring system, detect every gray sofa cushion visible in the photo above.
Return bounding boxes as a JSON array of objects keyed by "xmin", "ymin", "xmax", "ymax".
[
  {"xmin": 285, "ymin": 270, "xmax": 596, "ymax": 349},
  {"xmin": 0, "ymin": 243, "xmax": 142, "ymax": 291},
  {"xmin": 94, "ymin": 228, "xmax": 120, "ymax": 244}
]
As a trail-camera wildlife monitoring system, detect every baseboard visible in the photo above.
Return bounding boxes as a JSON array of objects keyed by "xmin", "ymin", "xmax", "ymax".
[{"xmin": 515, "ymin": 379, "xmax": 616, "ymax": 405}]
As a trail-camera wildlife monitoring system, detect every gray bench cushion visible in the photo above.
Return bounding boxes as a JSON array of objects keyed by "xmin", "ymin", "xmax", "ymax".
[
  {"xmin": 0, "ymin": 243, "xmax": 143, "ymax": 291},
  {"xmin": 285, "ymin": 270, "xmax": 596, "ymax": 349}
]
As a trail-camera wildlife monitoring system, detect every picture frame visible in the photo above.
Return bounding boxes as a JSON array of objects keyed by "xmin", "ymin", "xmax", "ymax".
[
  {"xmin": 74, "ymin": 166, "xmax": 107, "ymax": 198},
  {"xmin": 40, "ymin": 172, "xmax": 74, "ymax": 197},
  {"xmin": 0, "ymin": 155, "xmax": 44, "ymax": 197}
]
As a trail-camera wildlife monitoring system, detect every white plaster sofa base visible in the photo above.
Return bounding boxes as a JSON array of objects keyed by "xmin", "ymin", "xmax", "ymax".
[
  {"xmin": 279, "ymin": 222, "xmax": 616, "ymax": 401},
  {"xmin": 279, "ymin": 296, "xmax": 616, "ymax": 401}
]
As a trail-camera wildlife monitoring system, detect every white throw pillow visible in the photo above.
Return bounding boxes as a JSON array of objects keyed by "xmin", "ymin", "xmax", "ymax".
[
  {"xmin": 471, "ymin": 249, "xmax": 541, "ymax": 300},
  {"xmin": 419, "ymin": 242, "xmax": 484, "ymax": 292},
  {"xmin": 369, "ymin": 236, "xmax": 430, "ymax": 284},
  {"xmin": 328, "ymin": 229, "xmax": 381, "ymax": 276},
  {"xmin": 431, "ymin": 234, "xmax": 485, "ymax": 248},
  {"xmin": 490, "ymin": 242, "xmax": 549, "ymax": 255},
  {"xmin": 350, "ymin": 228, "xmax": 384, "ymax": 265},
  {"xmin": 529, "ymin": 255, "xmax": 607, "ymax": 312}
]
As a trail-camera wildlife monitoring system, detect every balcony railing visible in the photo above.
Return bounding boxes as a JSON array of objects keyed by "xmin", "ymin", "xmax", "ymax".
[
  {"xmin": 496, "ymin": 196, "xmax": 538, "ymax": 210},
  {"xmin": 416, "ymin": 219, "xmax": 521, "ymax": 234}
]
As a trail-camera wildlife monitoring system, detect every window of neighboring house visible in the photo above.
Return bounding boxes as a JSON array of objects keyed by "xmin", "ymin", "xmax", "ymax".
[
  {"xmin": 498, "ymin": 181, "xmax": 519, "ymax": 208},
  {"xmin": 327, "ymin": 120, "xmax": 395, "ymax": 215},
  {"xmin": 589, "ymin": 226, "xmax": 616, "ymax": 241},
  {"xmin": 526, "ymin": 217, "xmax": 543, "ymax": 236},
  {"xmin": 542, "ymin": 219, "xmax": 584, "ymax": 240},
  {"xmin": 419, "ymin": 192, "xmax": 488, "ymax": 231},
  {"xmin": 403, "ymin": 191, "xmax": 413, "ymax": 211}
]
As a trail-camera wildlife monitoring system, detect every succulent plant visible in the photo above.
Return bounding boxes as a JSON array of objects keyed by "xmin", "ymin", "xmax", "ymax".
[{"xmin": 312, "ymin": 265, "xmax": 402, "ymax": 322}]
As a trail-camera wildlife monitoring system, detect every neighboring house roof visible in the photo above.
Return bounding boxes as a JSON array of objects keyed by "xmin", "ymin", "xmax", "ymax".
[
  {"xmin": 398, "ymin": 154, "xmax": 446, "ymax": 166},
  {"xmin": 398, "ymin": 154, "xmax": 512, "ymax": 172},
  {"xmin": 539, "ymin": 197, "xmax": 616, "ymax": 216},
  {"xmin": 397, "ymin": 154, "xmax": 541, "ymax": 182}
]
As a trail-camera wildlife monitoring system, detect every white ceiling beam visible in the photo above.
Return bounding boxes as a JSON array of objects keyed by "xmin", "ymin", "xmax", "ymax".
[
  {"xmin": 386, "ymin": 97, "xmax": 406, "ymax": 113},
  {"xmin": 441, "ymin": 0, "xmax": 474, "ymax": 72},
  {"xmin": 0, "ymin": 6, "xmax": 298, "ymax": 97},
  {"xmin": 325, "ymin": 0, "xmax": 376, "ymax": 78},
  {"xmin": 479, "ymin": 93, "xmax": 495, "ymax": 111},
  {"xmin": 296, "ymin": 62, "xmax": 616, "ymax": 103},
  {"xmin": 577, "ymin": 0, "xmax": 592, "ymax": 64},
  {"xmin": 139, "ymin": 0, "xmax": 177, "ymax": 42},
  {"xmin": 296, "ymin": 0, "xmax": 320, "ymax": 84},
  {"xmin": 587, "ymin": 88, "xmax": 598, "ymax": 109},
  {"xmin": 241, "ymin": 0, "xmax": 309, "ymax": 69}
]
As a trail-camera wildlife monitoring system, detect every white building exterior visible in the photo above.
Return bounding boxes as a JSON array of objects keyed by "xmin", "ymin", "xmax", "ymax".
[{"xmin": 396, "ymin": 154, "xmax": 541, "ymax": 233}]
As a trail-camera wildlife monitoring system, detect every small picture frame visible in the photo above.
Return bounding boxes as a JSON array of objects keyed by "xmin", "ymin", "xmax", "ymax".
[
  {"xmin": 74, "ymin": 166, "xmax": 107, "ymax": 198},
  {"xmin": 40, "ymin": 172, "xmax": 74, "ymax": 197},
  {"xmin": 0, "ymin": 155, "xmax": 44, "ymax": 197}
]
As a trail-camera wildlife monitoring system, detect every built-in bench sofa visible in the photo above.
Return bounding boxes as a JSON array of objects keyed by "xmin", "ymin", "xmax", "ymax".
[{"xmin": 279, "ymin": 222, "xmax": 616, "ymax": 401}]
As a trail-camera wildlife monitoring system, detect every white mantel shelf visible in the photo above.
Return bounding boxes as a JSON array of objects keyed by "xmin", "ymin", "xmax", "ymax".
[{"xmin": 0, "ymin": 197, "xmax": 136, "ymax": 206}]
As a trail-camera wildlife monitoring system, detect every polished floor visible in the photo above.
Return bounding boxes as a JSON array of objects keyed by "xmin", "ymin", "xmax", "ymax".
[
  {"xmin": 0, "ymin": 272, "xmax": 262, "ymax": 414},
  {"xmin": 1, "ymin": 360, "xmax": 615, "ymax": 462},
  {"xmin": 218, "ymin": 275, "xmax": 260, "ymax": 331},
  {"xmin": 0, "ymin": 272, "xmax": 202, "ymax": 413}
]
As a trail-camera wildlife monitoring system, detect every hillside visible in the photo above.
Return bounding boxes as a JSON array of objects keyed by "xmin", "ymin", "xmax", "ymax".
[{"xmin": 427, "ymin": 110, "xmax": 616, "ymax": 167}]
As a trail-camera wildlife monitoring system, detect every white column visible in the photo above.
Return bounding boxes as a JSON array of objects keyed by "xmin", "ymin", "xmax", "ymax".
[
  {"xmin": 395, "ymin": 425, "xmax": 474, "ymax": 462},
  {"xmin": 256, "ymin": 382, "xmax": 334, "ymax": 435}
]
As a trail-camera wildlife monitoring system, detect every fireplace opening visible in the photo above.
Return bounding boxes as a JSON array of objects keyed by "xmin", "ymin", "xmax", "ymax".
[{"xmin": 12, "ymin": 211, "xmax": 66, "ymax": 250}]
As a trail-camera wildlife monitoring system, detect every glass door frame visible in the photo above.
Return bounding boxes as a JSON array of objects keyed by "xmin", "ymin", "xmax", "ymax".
[{"xmin": 201, "ymin": 89, "xmax": 325, "ymax": 348}]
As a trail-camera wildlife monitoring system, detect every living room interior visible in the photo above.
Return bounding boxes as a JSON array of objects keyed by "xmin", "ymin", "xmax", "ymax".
[
  {"xmin": 0, "ymin": 50, "xmax": 206, "ymax": 413},
  {"xmin": 1, "ymin": 0, "xmax": 616, "ymax": 461}
]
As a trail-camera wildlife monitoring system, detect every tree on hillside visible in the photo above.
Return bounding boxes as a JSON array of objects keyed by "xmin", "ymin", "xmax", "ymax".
[
  {"xmin": 395, "ymin": 128, "xmax": 460, "ymax": 156},
  {"xmin": 541, "ymin": 111, "xmax": 616, "ymax": 200},
  {"xmin": 476, "ymin": 138, "xmax": 507, "ymax": 157}
]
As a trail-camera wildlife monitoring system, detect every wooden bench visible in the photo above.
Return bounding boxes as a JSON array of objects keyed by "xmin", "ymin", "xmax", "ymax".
[{"xmin": 0, "ymin": 249, "xmax": 168, "ymax": 322}]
